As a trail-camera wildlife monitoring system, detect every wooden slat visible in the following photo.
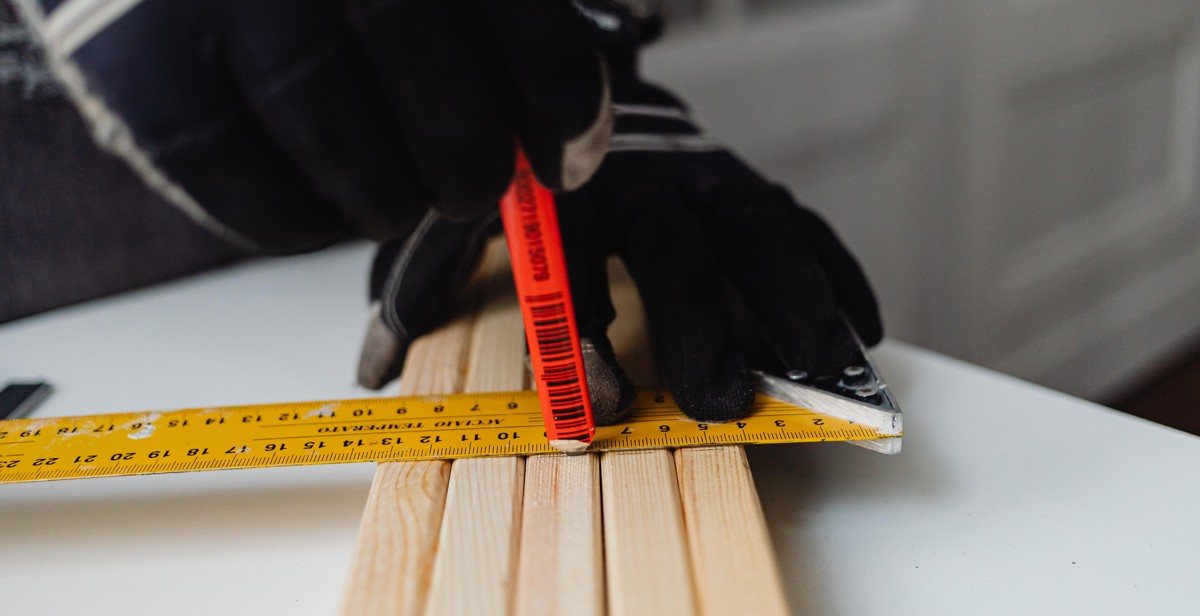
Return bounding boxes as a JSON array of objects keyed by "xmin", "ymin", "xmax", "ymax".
[
  {"xmin": 342, "ymin": 249, "xmax": 787, "ymax": 616},
  {"xmin": 339, "ymin": 244, "xmax": 488, "ymax": 616},
  {"xmin": 598, "ymin": 260, "xmax": 697, "ymax": 616},
  {"xmin": 676, "ymin": 446, "xmax": 789, "ymax": 616},
  {"xmin": 424, "ymin": 456, "xmax": 525, "ymax": 616},
  {"xmin": 602, "ymin": 448, "xmax": 697, "ymax": 616},
  {"xmin": 425, "ymin": 241, "xmax": 528, "ymax": 616},
  {"xmin": 513, "ymin": 453, "xmax": 604, "ymax": 616},
  {"xmin": 513, "ymin": 258, "xmax": 668, "ymax": 616},
  {"xmin": 511, "ymin": 257, "xmax": 622, "ymax": 616},
  {"xmin": 463, "ymin": 242, "xmax": 527, "ymax": 393},
  {"xmin": 338, "ymin": 321, "xmax": 473, "ymax": 615},
  {"xmin": 337, "ymin": 460, "xmax": 452, "ymax": 616},
  {"xmin": 391, "ymin": 305, "xmax": 475, "ymax": 398},
  {"xmin": 603, "ymin": 258, "xmax": 787, "ymax": 615}
]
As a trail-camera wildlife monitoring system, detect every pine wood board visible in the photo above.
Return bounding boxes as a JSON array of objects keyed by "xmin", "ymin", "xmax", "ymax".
[
  {"xmin": 338, "ymin": 320, "xmax": 472, "ymax": 615},
  {"xmin": 676, "ymin": 446, "xmax": 789, "ymax": 616},
  {"xmin": 601, "ymin": 448, "xmax": 698, "ymax": 616},
  {"xmin": 425, "ymin": 242, "xmax": 529, "ymax": 616},
  {"xmin": 340, "ymin": 245, "xmax": 789, "ymax": 615},
  {"xmin": 425, "ymin": 456, "xmax": 526, "ymax": 616},
  {"xmin": 337, "ymin": 459, "xmax": 451, "ymax": 616},
  {"xmin": 339, "ymin": 243, "xmax": 490, "ymax": 616},
  {"xmin": 513, "ymin": 453, "xmax": 605, "ymax": 616},
  {"xmin": 596, "ymin": 261, "xmax": 698, "ymax": 616},
  {"xmin": 514, "ymin": 252, "xmax": 608, "ymax": 616}
]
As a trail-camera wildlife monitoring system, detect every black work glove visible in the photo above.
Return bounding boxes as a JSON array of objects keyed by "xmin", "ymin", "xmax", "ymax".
[
  {"xmin": 13, "ymin": 0, "xmax": 611, "ymax": 253},
  {"xmin": 357, "ymin": 209, "xmax": 501, "ymax": 390},
  {"xmin": 357, "ymin": 0, "xmax": 882, "ymax": 425}
]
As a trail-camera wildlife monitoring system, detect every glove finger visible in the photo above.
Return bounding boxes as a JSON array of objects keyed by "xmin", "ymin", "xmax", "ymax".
[
  {"xmin": 557, "ymin": 189, "xmax": 634, "ymax": 425},
  {"xmin": 35, "ymin": 1, "xmax": 347, "ymax": 253},
  {"xmin": 680, "ymin": 152, "xmax": 882, "ymax": 346},
  {"xmin": 358, "ymin": 303, "xmax": 412, "ymax": 391},
  {"xmin": 348, "ymin": 0, "xmax": 514, "ymax": 219},
  {"xmin": 606, "ymin": 181, "xmax": 754, "ymax": 422},
  {"xmin": 473, "ymin": 0, "xmax": 612, "ymax": 191},
  {"xmin": 796, "ymin": 207, "xmax": 883, "ymax": 346},
  {"xmin": 688, "ymin": 180, "xmax": 875, "ymax": 379},
  {"xmin": 227, "ymin": 1, "xmax": 429, "ymax": 241},
  {"xmin": 580, "ymin": 335, "xmax": 635, "ymax": 426},
  {"xmin": 358, "ymin": 210, "xmax": 501, "ymax": 389},
  {"xmin": 359, "ymin": 237, "xmax": 415, "ymax": 390}
]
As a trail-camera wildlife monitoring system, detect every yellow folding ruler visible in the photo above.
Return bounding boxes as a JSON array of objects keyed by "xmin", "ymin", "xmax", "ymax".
[{"xmin": 0, "ymin": 380, "xmax": 901, "ymax": 484}]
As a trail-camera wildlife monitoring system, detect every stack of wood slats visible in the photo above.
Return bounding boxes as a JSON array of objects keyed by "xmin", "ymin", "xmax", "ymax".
[{"xmin": 339, "ymin": 239, "xmax": 789, "ymax": 616}]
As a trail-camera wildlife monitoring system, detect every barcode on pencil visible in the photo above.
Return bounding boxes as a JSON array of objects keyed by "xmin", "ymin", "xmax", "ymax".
[{"xmin": 527, "ymin": 291, "xmax": 590, "ymax": 439}]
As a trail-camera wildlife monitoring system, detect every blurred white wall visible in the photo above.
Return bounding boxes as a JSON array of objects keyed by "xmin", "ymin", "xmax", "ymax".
[{"xmin": 644, "ymin": 0, "xmax": 1200, "ymax": 400}]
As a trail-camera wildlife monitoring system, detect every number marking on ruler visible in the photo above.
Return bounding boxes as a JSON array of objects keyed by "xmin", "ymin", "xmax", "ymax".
[{"xmin": 0, "ymin": 391, "xmax": 897, "ymax": 484}]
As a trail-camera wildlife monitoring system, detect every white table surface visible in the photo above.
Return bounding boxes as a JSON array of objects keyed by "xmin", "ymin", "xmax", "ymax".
[{"xmin": 2, "ymin": 242, "xmax": 1197, "ymax": 615}]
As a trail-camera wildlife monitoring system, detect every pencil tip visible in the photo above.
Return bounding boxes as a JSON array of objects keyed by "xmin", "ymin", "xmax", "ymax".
[{"xmin": 550, "ymin": 439, "xmax": 592, "ymax": 455}]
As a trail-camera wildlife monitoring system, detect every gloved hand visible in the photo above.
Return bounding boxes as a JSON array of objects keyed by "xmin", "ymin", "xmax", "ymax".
[
  {"xmin": 357, "ymin": 0, "xmax": 882, "ymax": 425},
  {"xmin": 12, "ymin": 0, "xmax": 611, "ymax": 253},
  {"xmin": 357, "ymin": 209, "xmax": 502, "ymax": 390}
]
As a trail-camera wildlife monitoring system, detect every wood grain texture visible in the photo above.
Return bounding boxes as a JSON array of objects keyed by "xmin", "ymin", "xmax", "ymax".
[
  {"xmin": 513, "ymin": 453, "xmax": 604, "ymax": 616},
  {"xmin": 620, "ymin": 246, "xmax": 789, "ymax": 614},
  {"xmin": 424, "ymin": 456, "xmax": 526, "ymax": 616},
  {"xmin": 340, "ymin": 243, "xmax": 489, "ymax": 616},
  {"xmin": 465, "ymin": 241, "xmax": 528, "ymax": 393},
  {"xmin": 339, "ymin": 318, "xmax": 474, "ymax": 615},
  {"xmin": 425, "ymin": 240, "xmax": 528, "ymax": 616},
  {"xmin": 342, "ymin": 249, "xmax": 786, "ymax": 616},
  {"xmin": 510, "ymin": 260, "xmax": 650, "ymax": 616},
  {"xmin": 600, "ymin": 259, "xmax": 698, "ymax": 616},
  {"xmin": 602, "ymin": 448, "xmax": 697, "ymax": 616},
  {"xmin": 339, "ymin": 460, "xmax": 452, "ymax": 616},
  {"xmin": 510, "ymin": 256, "xmax": 615, "ymax": 616},
  {"xmin": 676, "ymin": 446, "xmax": 789, "ymax": 616}
]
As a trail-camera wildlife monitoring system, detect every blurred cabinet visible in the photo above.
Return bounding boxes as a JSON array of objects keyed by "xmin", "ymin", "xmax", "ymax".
[{"xmin": 644, "ymin": 0, "xmax": 1200, "ymax": 399}]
